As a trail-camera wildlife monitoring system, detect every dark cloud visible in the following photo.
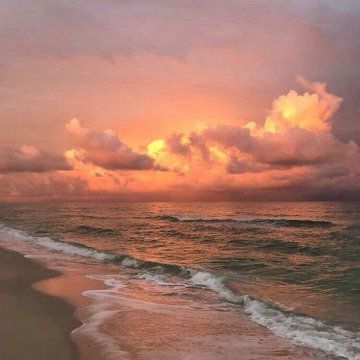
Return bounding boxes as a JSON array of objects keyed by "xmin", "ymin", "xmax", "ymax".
[
  {"xmin": 202, "ymin": 126, "xmax": 254, "ymax": 153},
  {"xmin": 166, "ymin": 133, "xmax": 190, "ymax": 156},
  {"xmin": 0, "ymin": 173, "xmax": 87, "ymax": 199},
  {"xmin": 0, "ymin": 146, "xmax": 72, "ymax": 174},
  {"xmin": 226, "ymin": 156, "xmax": 263, "ymax": 174},
  {"xmin": 253, "ymin": 129, "xmax": 337, "ymax": 168}
]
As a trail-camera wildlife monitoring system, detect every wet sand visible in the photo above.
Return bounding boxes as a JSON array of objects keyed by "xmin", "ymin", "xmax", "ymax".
[{"xmin": 0, "ymin": 247, "xmax": 80, "ymax": 360}]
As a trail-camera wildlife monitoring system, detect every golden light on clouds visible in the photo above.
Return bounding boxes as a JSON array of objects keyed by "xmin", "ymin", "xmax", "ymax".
[
  {"xmin": 147, "ymin": 139, "xmax": 165, "ymax": 158},
  {"xmin": 1, "ymin": 76, "xmax": 359, "ymax": 200}
]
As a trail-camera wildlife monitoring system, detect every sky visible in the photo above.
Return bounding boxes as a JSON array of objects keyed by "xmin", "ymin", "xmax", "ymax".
[{"xmin": 0, "ymin": 0, "xmax": 359, "ymax": 201}]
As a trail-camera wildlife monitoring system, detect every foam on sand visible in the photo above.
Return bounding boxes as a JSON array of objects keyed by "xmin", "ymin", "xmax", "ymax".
[{"xmin": 72, "ymin": 276, "xmax": 129, "ymax": 360}]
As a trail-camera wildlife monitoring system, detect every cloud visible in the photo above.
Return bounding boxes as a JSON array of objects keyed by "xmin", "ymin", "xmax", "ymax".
[
  {"xmin": 0, "ymin": 173, "xmax": 87, "ymax": 199},
  {"xmin": 0, "ymin": 0, "xmax": 359, "ymax": 157},
  {"xmin": 65, "ymin": 118, "xmax": 159, "ymax": 171},
  {"xmin": 1, "ymin": 78, "xmax": 358, "ymax": 201},
  {"xmin": 0, "ymin": 145, "xmax": 72, "ymax": 174},
  {"xmin": 226, "ymin": 156, "xmax": 263, "ymax": 174},
  {"xmin": 185, "ymin": 78, "xmax": 353, "ymax": 171},
  {"xmin": 197, "ymin": 125, "xmax": 255, "ymax": 154},
  {"xmin": 152, "ymin": 78, "xmax": 360, "ymax": 194},
  {"xmin": 166, "ymin": 133, "xmax": 191, "ymax": 155},
  {"xmin": 263, "ymin": 77, "xmax": 343, "ymax": 133}
]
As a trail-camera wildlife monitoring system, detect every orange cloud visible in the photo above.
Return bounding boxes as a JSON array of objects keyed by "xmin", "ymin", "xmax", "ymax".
[
  {"xmin": 148, "ymin": 78, "xmax": 359, "ymax": 194},
  {"xmin": 263, "ymin": 78, "xmax": 342, "ymax": 134},
  {"xmin": 1, "ymin": 78, "xmax": 359, "ymax": 200}
]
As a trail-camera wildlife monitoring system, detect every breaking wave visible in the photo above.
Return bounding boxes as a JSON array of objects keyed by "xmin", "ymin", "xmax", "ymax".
[
  {"xmin": 0, "ymin": 223, "xmax": 118, "ymax": 261},
  {"xmin": 189, "ymin": 270, "xmax": 360, "ymax": 360}
]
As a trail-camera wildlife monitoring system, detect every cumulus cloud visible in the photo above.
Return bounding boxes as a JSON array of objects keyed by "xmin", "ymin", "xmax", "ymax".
[
  {"xmin": 185, "ymin": 78, "xmax": 356, "ymax": 173},
  {"xmin": 194, "ymin": 125, "xmax": 255, "ymax": 157},
  {"xmin": 263, "ymin": 77, "xmax": 343, "ymax": 133},
  {"xmin": 153, "ymin": 78, "xmax": 360, "ymax": 190},
  {"xmin": 65, "ymin": 119, "xmax": 160, "ymax": 171},
  {"xmin": 252, "ymin": 128, "xmax": 341, "ymax": 168},
  {"xmin": 0, "ymin": 145, "xmax": 72, "ymax": 174}
]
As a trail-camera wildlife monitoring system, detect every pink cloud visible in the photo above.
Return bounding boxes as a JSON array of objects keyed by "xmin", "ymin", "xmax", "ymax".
[
  {"xmin": 65, "ymin": 119, "xmax": 160, "ymax": 171},
  {"xmin": 158, "ymin": 78, "xmax": 360, "ymax": 192}
]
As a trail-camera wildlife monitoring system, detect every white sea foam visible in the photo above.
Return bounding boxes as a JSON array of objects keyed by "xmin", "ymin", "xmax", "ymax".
[
  {"xmin": 73, "ymin": 308, "xmax": 128, "ymax": 360},
  {"xmin": 189, "ymin": 270, "xmax": 243, "ymax": 303},
  {"xmin": 74, "ymin": 273, "xmax": 193, "ymax": 360},
  {"xmin": 121, "ymin": 256, "xmax": 141, "ymax": 267},
  {"xmin": 189, "ymin": 270, "xmax": 360, "ymax": 359},
  {"xmin": 0, "ymin": 224, "xmax": 28, "ymax": 238},
  {"xmin": 0, "ymin": 223, "xmax": 116, "ymax": 261},
  {"xmin": 243, "ymin": 296, "xmax": 360, "ymax": 360},
  {"xmin": 137, "ymin": 272, "xmax": 168, "ymax": 284},
  {"xmin": 137, "ymin": 272, "xmax": 185, "ymax": 287},
  {"xmin": 35, "ymin": 237, "xmax": 116, "ymax": 261},
  {"xmin": 73, "ymin": 276, "xmax": 129, "ymax": 360}
]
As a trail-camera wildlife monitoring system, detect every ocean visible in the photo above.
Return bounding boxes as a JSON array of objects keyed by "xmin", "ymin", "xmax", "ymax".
[{"xmin": 0, "ymin": 201, "xmax": 359, "ymax": 359}]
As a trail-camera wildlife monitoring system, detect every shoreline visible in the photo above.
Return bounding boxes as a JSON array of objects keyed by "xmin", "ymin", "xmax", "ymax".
[
  {"xmin": 0, "ymin": 235, "xmax": 339, "ymax": 360},
  {"xmin": 0, "ymin": 247, "xmax": 80, "ymax": 360}
]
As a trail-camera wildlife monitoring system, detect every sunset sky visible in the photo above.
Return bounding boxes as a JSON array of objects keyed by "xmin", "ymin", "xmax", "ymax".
[{"xmin": 1, "ymin": 0, "xmax": 359, "ymax": 200}]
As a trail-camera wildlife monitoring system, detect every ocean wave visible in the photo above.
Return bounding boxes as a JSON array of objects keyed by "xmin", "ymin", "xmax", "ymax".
[
  {"xmin": 0, "ymin": 223, "xmax": 187, "ymax": 273},
  {"xmin": 345, "ymin": 222, "xmax": 360, "ymax": 230},
  {"xmin": 136, "ymin": 272, "xmax": 186, "ymax": 287},
  {"xmin": 189, "ymin": 270, "xmax": 243, "ymax": 303},
  {"xmin": 1, "ymin": 222, "xmax": 358, "ymax": 359},
  {"xmin": 243, "ymin": 297, "xmax": 360, "ymax": 360},
  {"xmin": 254, "ymin": 238, "xmax": 325, "ymax": 255},
  {"xmin": 72, "ymin": 225, "xmax": 118, "ymax": 236},
  {"xmin": 0, "ymin": 223, "xmax": 118, "ymax": 261},
  {"xmin": 121, "ymin": 256, "xmax": 142, "ymax": 267},
  {"xmin": 188, "ymin": 270, "xmax": 360, "ymax": 359},
  {"xmin": 154, "ymin": 215, "xmax": 334, "ymax": 227}
]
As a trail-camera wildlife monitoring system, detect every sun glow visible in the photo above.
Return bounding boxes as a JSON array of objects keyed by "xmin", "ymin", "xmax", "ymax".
[
  {"xmin": 209, "ymin": 146, "xmax": 228, "ymax": 162},
  {"xmin": 147, "ymin": 139, "xmax": 165, "ymax": 158}
]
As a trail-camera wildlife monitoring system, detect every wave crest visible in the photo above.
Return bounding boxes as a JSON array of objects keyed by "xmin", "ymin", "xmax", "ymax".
[
  {"xmin": 189, "ymin": 270, "xmax": 360, "ymax": 359},
  {"xmin": 154, "ymin": 215, "xmax": 334, "ymax": 227}
]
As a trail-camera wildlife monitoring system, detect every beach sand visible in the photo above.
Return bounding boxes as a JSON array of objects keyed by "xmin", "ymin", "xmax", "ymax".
[{"xmin": 0, "ymin": 247, "xmax": 80, "ymax": 360}]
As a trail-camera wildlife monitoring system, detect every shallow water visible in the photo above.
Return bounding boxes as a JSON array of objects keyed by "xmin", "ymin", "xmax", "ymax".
[{"xmin": 0, "ymin": 201, "xmax": 359, "ymax": 359}]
